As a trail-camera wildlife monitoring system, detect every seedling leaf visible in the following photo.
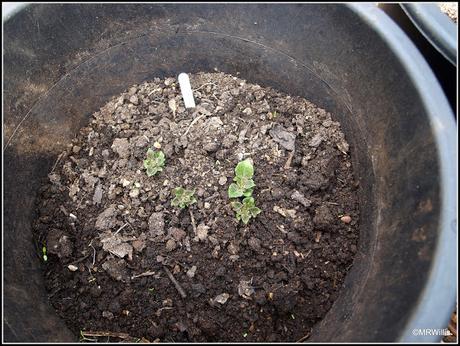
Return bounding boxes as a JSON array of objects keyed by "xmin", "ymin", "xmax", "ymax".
[
  {"xmin": 143, "ymin": 149, "xmax": 165, "ymax": 177},
  {"xmin": 171, "ymin": 187, "xmax": 196, "ymax": 209},
  {"xmin": 232, "ymin": 197, "xmax": 261, "ymax": 225},
  {"xmin": 228, "ymin": 183, "xmax": 244, "ymax": 198},
  {"xmin": 235, "ymin": 159, "xmax": 254, "ymax": 178}
]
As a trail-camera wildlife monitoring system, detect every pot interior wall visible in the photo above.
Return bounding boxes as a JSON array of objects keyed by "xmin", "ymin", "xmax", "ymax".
[{"xmin": 4, "ymin": 4, "xmax": 441, "ymax": 342}]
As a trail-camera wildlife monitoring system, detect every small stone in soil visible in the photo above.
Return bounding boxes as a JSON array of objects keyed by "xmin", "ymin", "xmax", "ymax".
[
  {"xmin": 101, "ymin": 236, "xmax": 133, "ymax": 260},
  {"xmin": 337, "ymin": 140, "xmax": 349, "ymax": 154},
  {"xmin": 208, "ymin": 235, "xmax": 219, "ymax": 245},
  {"xmin": 129, "ymin": 188, "xmax": 140, "ymax": 198},
  {"xmin": 229, "ymin": 255, "xmax": 240, "ymax": 262},
  {"xmin": 165, "ymin": 239, "xmax": 176, "ymax": 252},
  {"xmin": 102, "ymin": 258, "xmax": 129, "ymax": 282},
  {"xmin": 247, "ymin": 237, "xmax": 262, "ymax": 252},
  {"xmin": 102, "ymin": 311, "xmax": 114, "ymax": 320},
  {"xmin": 194, "ymin": 223, "xmax": 209, "ymax": 242},
  {"xmin": 340, "ymin": 215, "xmax": 352, "ymax": 224},
  {"xmin": 129, "ymin": 95, "xmax": 139, "ymax": 105},
  {"xmin": 218, "ymin": 176, "xmax": 227, "ymax": 185},
  {"xmin": 238, "ymin": 279, "xmax": 255, "ymax": 299},
  {"xmin": 301, "ymin": 155, "xmax": 311, "ymax": 167},
  {"xmin": 290, "ymin": 190, "xmax": 311, "ymax": 207},
  {"xmin": 169, "ymin": 227, "xmax": 187, "ymax": 241},
  {"xmin": 186, "ymin": 266, "xmax": 197, "ymax": 278},
  {"xmin": 204, "ymin": 142, "xmax": 219, "ymax": 153},
  {"xmin": 132, "ymin": 239, "xmax": 146, "ymax": 252},
  {"xmin": 173, "ymin": 264, "xmax": 181, "ymax": 274},
  {"xmin": 313, "ymin": 205, "xmax": 335, "ymax": 229},
  {"xmin": 111, "ymin": 138, "xmax": 130, "ymax": 158},
  {"xmin": 212, "ymin": 245, "xmax": 221, "ymax": 258},
  {"xmin": 212, "ymin": 293, "xmax": 230, "ymax": 305},
  {"xmin": 191, "ymin": 283, "xmax": 206, "ymax": 297},
  {"xmin": 67, "ymin": 264, "xmax": 78, "ymax": 272},
  {"xmin": 227, "ymin": 242, "xmax": 239, "ymax": 255},
  {"xmin": 156, "ymin": 255, "xmax": 165, "ymax": 263},
  {"xmin": 93, "ymin": 184, "xmax": 103, "ymax": 205},
  {"xmin": 148, "ymin": 212, "xmax": 165, "ymax": 236},
  {"xmin": 269, "ymin": 124, "xmax": 296, "ymax": 151},
  {"xmin": 273, "ymin": 205, "xmax": 297, "ymax": 218},
  {"xmin": 95, "ymin": 206, "xmax": 117, "ymax": 231},
  {"xmin": 309, "ymin": 133, "xmax": 323, "ymax": 147}
]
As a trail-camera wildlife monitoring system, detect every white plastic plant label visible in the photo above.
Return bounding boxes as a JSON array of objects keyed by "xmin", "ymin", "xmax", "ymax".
[{"xmin": 178, "ymin": 73, "xmax": 196, "ymax": 108}]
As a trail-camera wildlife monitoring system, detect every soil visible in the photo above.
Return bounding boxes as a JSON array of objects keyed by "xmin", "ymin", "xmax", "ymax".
[
  {"xmin": 443, "ymin": 309, "xmax": 457, "ymax": 343},
  {"xmin": 439, "ymin": 2, "xmax": 458, "ymax": 23},
  {"xmin": 33, "ymin": 72, "xmax": 360, "ymax": 342}
]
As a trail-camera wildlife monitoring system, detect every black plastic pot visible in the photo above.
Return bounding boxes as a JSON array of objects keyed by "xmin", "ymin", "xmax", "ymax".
[
  {"xmin": 378, "ymin": 3, "xmax": 457, "ymax": 116},
  {"xmin": 3, "ymin": 4, "xmax": 457, "ymax": 342},
  {"xmin": 401, "ymin": 3, "xmax": 457, "ymax": 66}
]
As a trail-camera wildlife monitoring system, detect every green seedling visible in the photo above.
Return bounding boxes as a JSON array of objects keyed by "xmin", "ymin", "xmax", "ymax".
[
  {"xmin": 148, "ymin": 288, "xmax": 155, "ymax": 294},
  {"xmin": 268, "ymin": 111, "xmax": 278, "ymax": 119},
  {"xmin": 228, "ymin": 159, "xmax": 256, "ymax": 198},
  {"xmin": 228, "ymin": 159, "xmax": 261, "ymax": 224},
  {"xmin": 231, "ymin": 197, "xmax": 261, "ymax": 225},
  {"xmin": 143, "ymin": 148, "xmax": 165, "ymax": 177},
  {"xmin": 171, "ymin": 187, "xmax": 196, "ymax": 209},
  {"xmin": 42, "ymin": 245, "xmax": 48, "ymax": 262}
]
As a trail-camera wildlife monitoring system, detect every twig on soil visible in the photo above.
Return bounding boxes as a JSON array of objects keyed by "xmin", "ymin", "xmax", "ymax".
[
  {"xmin": 80, "ymin": 331, "xmax": 131, "ymax": 339},
  {"xmin": 193, "ymin": 82, "xmax": 217, "ymax": 92},
  {"xmin": 114, "ymin": 222, "xmax": 129, "ymax": 235},
  {"xmin": 89, "ymin": 242, "xmax": 96, "ymax": 266},
  {"xmin": 131, "ymin": 271, "xmax": 156, "ymax": 279},
  {"xmin": 296, "ymin": 331, "xmax": 311, "ymax": 343},
  {"xmin": 189, "ymin": 209, "xmax": 197, "ymax": 235},
  {"xmin": 51, "ymin": 152, "xmax": 65, "ymax": 173},
  {"xmin": 163, "ymin": 266, "xmax": 187, "ymax": 298},
  {"xmin": 204, "ymin": 193, "xmax": 220, "ymax": 202},
  {"xmin": 183, "ymin": 114, "xmax": 207, "ymax": 137},
  {"xmin": 284, "ymin": 150, "xmax": 295, "ymax": 170},
  {"xmin": 59, "ymin": 205, "xmax": 68, "ymax": 216}
]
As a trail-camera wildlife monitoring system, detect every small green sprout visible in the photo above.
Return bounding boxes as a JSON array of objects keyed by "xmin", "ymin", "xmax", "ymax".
[
  {"xmin": 231, "ymin": 197, "xmax": 261, "ymax": 225},
  {"xmin": 243, "ymin": 332, "xmax": 248, "ymax": 338},
  {"xmin": 148, "ymin": 287, "xmax": 155, "ymax": 294},
  {"xmin": 228, "ymin": 159, "xmax": 256, "ymax": 198},
  {"xmin": 143, "ymin": 148, "xmax": 165, "ymax": 177},
  {"xmin": 268, "ymin": 111, "xmax": 278, "ymax": 119},
  {"xmin": 42, "ymin": 245, "xmax": 48, "ymax": 262},
  {"xmin": 171, "ymin": 187, "xmax": 197, "ymax": 209},
  {"xmin": 228, "ymin": 159, "xmax": 261, "ymax": 224}
]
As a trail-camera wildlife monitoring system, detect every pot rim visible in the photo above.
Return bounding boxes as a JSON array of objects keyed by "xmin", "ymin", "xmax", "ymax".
[
  {"xmin": 401, "ymin": 3, "xmax": 457, "ymax": 66},
  {"xmin": 350, "ymin": 3, "xmax": 457, "ymax": 342}
]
